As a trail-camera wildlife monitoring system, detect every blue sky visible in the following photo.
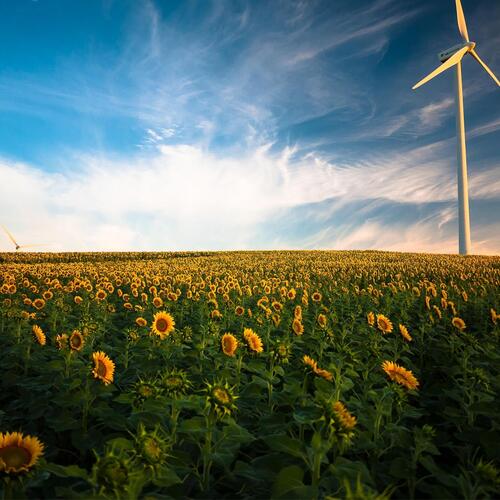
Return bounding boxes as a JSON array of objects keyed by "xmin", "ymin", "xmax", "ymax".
[{"xmin": 0, "ymin": 0, "xmax": 499, "ymax": 252}]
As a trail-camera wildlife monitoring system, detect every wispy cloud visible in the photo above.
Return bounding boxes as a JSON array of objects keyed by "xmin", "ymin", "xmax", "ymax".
[{"xmin": 1, "ymin": 139, "xmax": 498, "ymax": 252}]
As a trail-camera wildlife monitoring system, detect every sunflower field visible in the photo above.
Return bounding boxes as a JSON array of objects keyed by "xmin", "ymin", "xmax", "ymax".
[{"xmin": 0, "ymin": 250, "xmax": 499, "ymax": 499}]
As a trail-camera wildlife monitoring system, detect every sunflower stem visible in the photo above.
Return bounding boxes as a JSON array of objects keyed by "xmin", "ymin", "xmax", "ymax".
[
  {"xmin": 16, "ymin": 320, "xmax": 21, "ymax": 344},
  {"xmin": 201, "ymin": 412, "xmax": 215, "ymax": 492},
  {"xmin": 23, "ymin": 342, "xmax": 31, "ymax": 375}
]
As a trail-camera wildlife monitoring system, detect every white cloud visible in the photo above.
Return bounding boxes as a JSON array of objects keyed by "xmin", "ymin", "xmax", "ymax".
[
  {"xmin": 418, "ymin": 98, "xmax": 454, "ymax": 128},
  {"xmin": 0, "ymin": 141, "xmax": 499, "ymax": 253}
]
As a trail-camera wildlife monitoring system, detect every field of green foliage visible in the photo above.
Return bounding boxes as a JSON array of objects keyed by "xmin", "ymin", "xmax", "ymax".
[{"xmin": 0, "ymin": 250, "xmax": 499, "ymax": 499}]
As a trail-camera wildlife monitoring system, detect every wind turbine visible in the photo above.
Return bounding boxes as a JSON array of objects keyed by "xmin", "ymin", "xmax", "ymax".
[
  {"xmin": 1, "ymin": 225, "xmax": 48, "ymax": 252},
  {"xmin": 412, "ymin": 0, "xmax": 499, "ymax": 256}
]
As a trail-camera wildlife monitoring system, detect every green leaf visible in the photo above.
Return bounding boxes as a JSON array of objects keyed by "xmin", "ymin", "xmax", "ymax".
[
  {"xmin": 266, "ymin": 435, "xmax": 306, "ymax": 460},
  {"xmin": 44, "ymin": 463, "xmax": 89, "ymax": 480},
  {"xmin": 152, "ymin": 467, "xmax": 182, "ymax": 488},
  {"xmin": 178, "ymin": 416, "xmax": 207, "ymax": 434},
  {"xmin": 272, "ymin": 465, "xmax": 306, "ymax": 498}
]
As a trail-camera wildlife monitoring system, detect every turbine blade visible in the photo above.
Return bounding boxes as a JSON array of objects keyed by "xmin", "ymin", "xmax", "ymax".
[
  {"xmin": 412, "ymin": 46, "xmax": 469, "ymax": 90},
  {"xmin": 455, "ymin": 0, "xmax": 470, "ymax": 42},
  {"xmin": 1, "ymin": 225, "xmax": 19, "ymax": 247},
  {"xmin": 470, "ymin": 49, "xmax": 500, "ymax": 86},
  {"xmin": 18, "ymin": 244, "xmax": 49, "ymax": 248}
]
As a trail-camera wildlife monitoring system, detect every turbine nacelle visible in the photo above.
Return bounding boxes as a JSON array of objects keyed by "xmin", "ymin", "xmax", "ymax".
[{"xmin": 439, "ymin": 42, "xmax": 475, "ymax": 63}]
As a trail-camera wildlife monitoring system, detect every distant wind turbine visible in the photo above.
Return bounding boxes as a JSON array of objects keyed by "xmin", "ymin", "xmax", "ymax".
[
  {"xmin": 412, "ymin": 0, "xmax": 499, "ymax": 255},
  {"xmin": 1, "ymin": 225, "xmax": 48, "ymax": 252}
]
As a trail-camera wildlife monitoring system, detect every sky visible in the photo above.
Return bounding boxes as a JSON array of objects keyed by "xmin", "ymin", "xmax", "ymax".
[{"xmin": 0, "ymin": 0, "xmax": 499, "ymax": 253}]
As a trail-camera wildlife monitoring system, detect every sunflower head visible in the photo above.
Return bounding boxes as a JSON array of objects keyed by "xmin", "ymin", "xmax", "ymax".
[
  {"xmin": 205, "ymin": 380, "xmax": 238, "ymax": 418},
  {"xmin": 32, "ymin": 325, "xmax": 46, "ymax": 346},
  {"xmin": 294, "ymin": 305, "xmax": 302, "ymax": 320},
  {"xmin": 55, "ymin": 333, "xmax": 68, "ymax": 350},
  {"xmin": 292, "ymin": 318, "xmax": 304, "ymax": 336},
  {"xmin": 311, "ymin": 291, "xmax": 322, "ymax": 303},
  {"xmin": 135, "ymin": 317, "xmax": 147, "ymax": 328},
  {"xmin": 69, "ymin": 330, "xmax": 84, "ymax": 351},
  {"xmin": 32, "ymin": 298, "xmax": 45, "ymax": 310},
  {"xmin": 92, "ymin": 351, "xmax": 115, "ymax": 386},
  {"xmin": 93, "ymin": 451, "xmax": 131, "ymax": 494},
  {"xmin": 210, "ymin": 309, "xmax": 223, "ymax": 320},
  {"xmin": 130, "ymin": 377, "xmax": 162, "ymax": 407},
  {"xmin": 303, "ymin": 355, "xmax": 318, "ymax": 372},
  {"xmin": 317, "ymin": 313, "xmax": 328, "ymax": 328},
  {"xmin": 399, "ymin": 324, "xmax": 412, "ymax": 341},
  {"xmin": 135, "ymin": 423, "xmax": 171, "ymax": 465},
  {"xmin": 221, "ymin": 333, "xmax": 238, "ymax": 357},
  {"xmin": 273, "ymin": 342, "xmax": 292, "ymax": 364},
  {"xmin": 151, "ymin": 311, "xmax": 175, "ymax": 339},
  {"xmin": 452, "ymin": 317, "xmax": 466, "ymax": 331},
  {"xmin": 491, "ymin": 308, "xmax": 498, "ymax": 325},
  {"xmin": 382, "ymin": 360, "xmax": 419, "ymax": 391},
  {"xmin": 376, "ymin": 314, "xmax": 393, "ymax": 334},
  {"xmin": 0, "ymin": 432, "xmax": 44, "ymax": 474},
  {"xmin": 332, "ymin": 401, "xmax": 357, "ymax": 430},
  {"xmin": 235, "ymin": 305, "xmax": 245, "ymax": 316},
  {"xmin": 160, "ymin": 369, "xmax": 191, "ymax": 398},
  {"xmin": 367, "ymin": 311, "xmax": 375, "ymax": 326},
  {"xmin": 243, "ymin": 328, "xmax": 264, "ymax": 353}
]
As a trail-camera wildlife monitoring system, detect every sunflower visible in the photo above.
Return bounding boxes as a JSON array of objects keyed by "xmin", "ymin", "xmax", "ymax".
[
  {"xmin": 135, "ymin": 317, "xmax": 147, "ymax": 327},
  {"xmin": 95, "ymin": 289, "xmax": 107, "ymax": 301},
  {"xmin": 303, "ymin": 355, "xmax": 332, "ymax": 381},
  {"xmin": 287, "ymin": 289, "xmax": 296, "ymax": 300},
  {"xmin": 332, "ymin": 401, "xmax": 357, "ymax": 430},
  {"xmin": 294, "ymin": 305, "xmax": 302, "ymax": 319},
  {"xmin": 382, "ymin": 360, "xmax": 419, "ymax": 390},
  {"xmin": 151, "ymin": 311, "xmax": 175, "ymax": 339},
  {"xmin": 315, "ymin": 367, "xmax": 333, "ymax": 382},
  {"xmin": 32, "ymin": 298, "xmax": 45, "ymax": 310},
  {"xmin": 235, "ymin": 305, "xmax": 245, "ymax": 316},
  {"xmin": 32, "ymin": 325, "xmax": 46, "ymax": 346},
  {"xmin": 376, "ymin": 314, "xmax": 393, "ymax": 334},
  {"xmin": 0, "ymin": 432, "xmax": 44, "ymax": 474},
  {"xmin": 303, "ymin": 355, "xmax": 318, "ymax": 371},
  {"xmin": 425, "ymin": 296, "xmax": 431, "ymax": 310},
  {"xmin": 205, "ymin": 381, "xmax": 238, "ymax": 418},
  {"xmin": 367, "ymin": 311, "xmax": 375, "ymax": 326},
  {"xmin": 152, "ymin": 296, "xmax": 163, "ymax": 308},
  {"xmin": 161, "ymin": 369, "xmax": 192, "ymax": 398},
  {"xmin": 74, "ymin": 295, "xmax": 83, "ymax": 305},
  {"xmin": 69, "ymin": 330, "xmax": 84, "ymax": 351},
  {"xmin": 272, "ymin": 313, "xmax": 281, "ymax": 327},
  {"xmin": 311, "ymin": 291, "xmax": 322, "ymax": 302},
  {"xmin": 123, "ymin": 302, "xmax": 133, "ymax": 310},
  {"xmin": 92, "ymin": 351, "xmax": 115, "ymax": 386},
  {"xmin": 221, "ymin": 333, "xmax": 238, "ymax": 357},
  {"xmin": 433, "ymin": 305, "xmax": 442, "ymax": 319},
  {"xmin": 271, "ymin": 301, "xmax": 283, "ymax": 312},
  {"xmin": 452, "ymin": 317, "xmax": 466, "ymax": 330},
  {"xmin": 399, "ymin": 324, "xmax": 412, "ymax": 341},
  {"xmin": 210, "ymin": 309, "xmax": 222, "ymax": 320},
  {"xmin": 292, "ymin": 318, "xmax": 304, "ymax": 336},
  {"xmin": 42, "ymin": 290, "xmax": 53, "ymax": 301},
  {"xmin": 491, "ymin": 308, "xmax": 497, "ymax": 325},
  {"xmin": 243, "ymin": 328, "xmax": 263, "ymax": 353},
  {"xmin": 274, "ymin": 342, "xmax": 292, "ymax": 364},
  {"xmin": 317, "ymin": 313, "xmax": 327, "ymax": 328},
  {"xmin": 55, "ymin": 333, "xmax": 68, "ymax": 350}
]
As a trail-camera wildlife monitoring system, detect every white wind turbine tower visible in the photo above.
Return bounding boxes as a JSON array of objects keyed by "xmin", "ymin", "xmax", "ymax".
[{"xmin": 412, "ymin": 0, "xmax": 499, "ymax": 255}]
